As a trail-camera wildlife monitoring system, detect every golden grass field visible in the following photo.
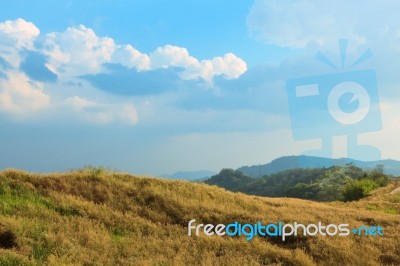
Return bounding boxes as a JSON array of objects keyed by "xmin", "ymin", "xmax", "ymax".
[{"xmin": 0, "ymin": 168, "xmax": 399, "ymax": 265}]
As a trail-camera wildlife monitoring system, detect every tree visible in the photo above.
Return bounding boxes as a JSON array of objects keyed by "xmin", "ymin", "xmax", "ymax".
[
  {"xmin": 342, "ymin": 179, "xmax": 377, "ymax": 201},
  {"xmin": 369, "ymin": 164, "xmax": 389, "ymax": 186}
]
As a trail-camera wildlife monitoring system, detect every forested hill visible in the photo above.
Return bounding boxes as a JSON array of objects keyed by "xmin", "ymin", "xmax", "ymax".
[
  {"xmin": 237, "ymin": 155, "xmax": 400, "ymax": 178},
  {"xmin": 205, "ymin": 164, "xmax": 392, "ymax": 202}
]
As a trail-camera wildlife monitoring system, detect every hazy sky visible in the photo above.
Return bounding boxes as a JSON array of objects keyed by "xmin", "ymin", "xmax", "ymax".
[{"xmin": 1, "ymin": 0, "xmax": 400, "ymax": 175}]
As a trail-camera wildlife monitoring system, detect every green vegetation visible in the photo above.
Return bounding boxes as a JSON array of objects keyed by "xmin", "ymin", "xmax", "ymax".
[
  {"xmin": 203, "ymin": 168, "xmax": 254, "ymax": 192},
  {"xmin": 343, "ymin": 178, "xmax": 377, "ymax": 201},
  {"xmin": 0, "ymin": 168, "xmax": 398, "ymax": 265},
  {"xmin": 206, "ymin": 164, "xmax": 391, "ymax": 202},
  {"xmin": 237, "ymin": 155, "xmax": 400, "ymax": 178}
]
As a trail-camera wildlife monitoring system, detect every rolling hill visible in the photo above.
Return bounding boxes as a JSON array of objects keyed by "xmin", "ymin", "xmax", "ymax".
[
  {"xmin": 0, "ymin": 168, "xmax": 399, "ymax": 265},
  {"xmin": 237, "ymin": 155, "xmax": 400, "ymax": 178},
  {"xmin": 205, "ymin": 165, "xmax": 393, "ymax": 202}
]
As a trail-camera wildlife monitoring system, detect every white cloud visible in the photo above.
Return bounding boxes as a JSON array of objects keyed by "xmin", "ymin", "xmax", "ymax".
[
  {"xmin": 150, "ymin": 45, "xmax": 198, "ymax": 69},
  {"xmin": 150, "ymin": 45, "xmax": 247, "ymax": 81},
  {"xmin": 247, "ymin": 0, "xmax": 400, "ymax": 48},
  {"xmin": 111, "ymin": 44, "xmax": 150, "ymax": 71},
  {"xmin": 0, "ymin": 19, "xmax": 145, "ymax": 124},
  {"xmin": 0, "ymin": 18, "xmax": 247, "ymax": 124},
  {"xmin": 40, "ymin": 25, "xmax": 247, "ymax": 83},
  {"xmin": 0, "ymin": 71, "xmax": 50, "ymax": 114},
  {"xmin": 0, "ymin": 18, "xmax": 40, "ymax": 67},
  {"xmin": 41, "ymin": 25, "xmax": 247, "ymax": 82},
  {"xmin": 0, "ymin": 18, "xmax": 39, "ymax": 49},
  {"xmin": 0, "ymin": 19, "xmax": 49, "ymax": 116},
  {"xmin": 209, "ymin": 53, "xmax": 247, "ymax": 79},
  {"xmin": 43, "ymin": 25, "xmax": 116, "ymax": 77}
]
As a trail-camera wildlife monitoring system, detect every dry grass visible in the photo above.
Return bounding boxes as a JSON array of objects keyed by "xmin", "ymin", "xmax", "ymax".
[{"xmin": 0, "ymin": 168, "xmax": 398, "ymax": 265}]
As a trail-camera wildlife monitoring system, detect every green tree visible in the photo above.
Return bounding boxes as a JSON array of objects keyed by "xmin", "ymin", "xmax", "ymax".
[
  {"xmin": 342, "ymin": 179, "xmax": 378, "ymax": 201},
  {"xmin": 369, "ymin": 164, "xmax": 389, "ymax": 186}
]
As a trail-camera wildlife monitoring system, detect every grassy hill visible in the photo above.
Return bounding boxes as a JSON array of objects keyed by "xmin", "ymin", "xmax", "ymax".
[{"xmin": 0, "ymin": 168, "xmax": 399, "ymax": 265}]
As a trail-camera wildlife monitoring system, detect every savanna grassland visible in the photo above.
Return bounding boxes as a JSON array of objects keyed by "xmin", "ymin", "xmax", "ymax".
[{"xmin": 0, "ymin": 168, "xmax": 399, "ymax": 265}]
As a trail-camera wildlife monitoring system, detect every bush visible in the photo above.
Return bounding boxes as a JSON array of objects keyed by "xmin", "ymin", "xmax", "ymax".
[{"xmin": 342, "ymin": 179, "xmax": 378, "ymax": 201}]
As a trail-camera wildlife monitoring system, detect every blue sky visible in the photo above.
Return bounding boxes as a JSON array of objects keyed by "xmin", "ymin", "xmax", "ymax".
[
  {"xmin": 1, "ymin": 0, "xmax": 293, "ymax": 65},
  {"xmin": 1, "ymin": 0, "xmax": 400, "ymax": 175}
]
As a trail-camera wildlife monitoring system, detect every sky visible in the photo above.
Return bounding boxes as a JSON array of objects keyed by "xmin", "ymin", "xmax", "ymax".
[{"xmin": 1, "ymin": 0, "xmax": 400, "ymax": 175}]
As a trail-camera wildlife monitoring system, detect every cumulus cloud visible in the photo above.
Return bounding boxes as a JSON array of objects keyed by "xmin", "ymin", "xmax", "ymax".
[
  {"xmin": 43, "ymin": 25, "xmax": 116, "ymax": 77},
  {"xmin": 0, "ymin": 18, "xmax": 248, "ymax": 124},
  {"xmin": 247, "ymin": 0, "xmax": 400, "ymax": 48},
  {"xmin": 0, "ymin": 18, "xmax": 40, "ymax": 67},
  {"xmin": 41, "ymin": 25, "xmax": 246, "ymax": 82},
  {"xmin": 111, "ymin": 44, "xmax": 150, "ymax": 71},
  {"xmin": 0, "ymin": 19, "xmax": 50, "ymax": 116},
  {"xmin": 0, "ymin": 70, "xmax": 49, "ymax": 114},
  {"xmin": 208, "ymin": 53, "xmax": 247, "ymax": 79},
  {"xmin": 150, "ymin": 45, "xmax": 197, "ymax": 70},
  {"xmin": 150, "ymin": 45, "xmax": 247, "ymax": 81}
]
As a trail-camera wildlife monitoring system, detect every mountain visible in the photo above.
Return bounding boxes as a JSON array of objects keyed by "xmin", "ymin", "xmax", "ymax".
[
  {"xmin": 0, "ymin": 168, "xmax": 398, "ymax": 265},
  {"xmin": 237, "ymin": 155, "xmax": 400, "ymax": 178},
  {"xmin": 159, "ymin": 170, "xmax": 216, "ymax": 181}
]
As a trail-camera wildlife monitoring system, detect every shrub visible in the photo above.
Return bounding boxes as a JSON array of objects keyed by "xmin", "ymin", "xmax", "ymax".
[{"xmin": 342, "ymin": 179, "xmax": 378, "ymax": 201}]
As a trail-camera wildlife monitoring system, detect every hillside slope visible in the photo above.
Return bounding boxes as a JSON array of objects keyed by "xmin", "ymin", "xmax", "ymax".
[{"xmin": 0, "ymin": 169, "xmax": 399, "ymax": 265}]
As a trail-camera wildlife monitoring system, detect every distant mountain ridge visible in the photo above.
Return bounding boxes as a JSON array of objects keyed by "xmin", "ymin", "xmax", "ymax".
[
  {"xmin": 237, "ymin": 155, "xmax": 400, "ymax": 177},
  {"xmin": 160, "ymin": 170, "xmax": 216, "ymax": 181}
]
